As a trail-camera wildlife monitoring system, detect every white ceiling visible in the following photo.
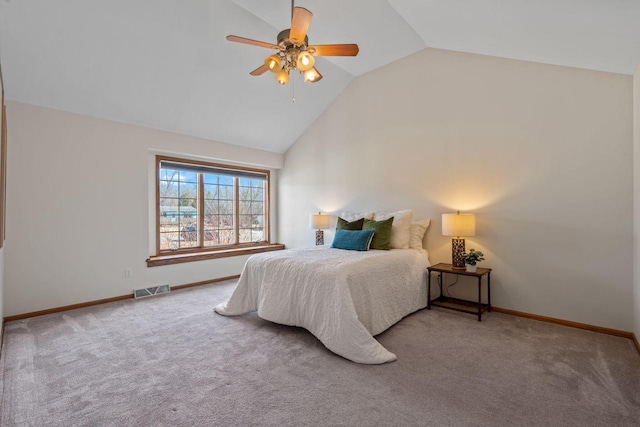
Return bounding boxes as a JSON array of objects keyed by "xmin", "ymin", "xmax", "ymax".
[{"xmin": 1, "ymin": 0, "xmax": 639, "ymax": 154}]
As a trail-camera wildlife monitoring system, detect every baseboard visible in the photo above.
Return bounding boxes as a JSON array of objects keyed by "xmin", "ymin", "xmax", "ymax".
[
  {"xmin": 3, "ymin": 275, "xmax": 240, "ymax": 322},
  {"xmin": 492, "ymin": 307, "xmax": 637, "ymax": 345},
  {"xmin": 633, "ymin": 333, "xmax": 640, "ymax": 355},
  {"xmin": 171, "ymin": 275, "xmax": 239, "ymax": 291}
]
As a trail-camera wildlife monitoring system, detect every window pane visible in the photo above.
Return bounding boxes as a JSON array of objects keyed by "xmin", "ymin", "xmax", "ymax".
[
  {"xmin": 159, "ymin": 232, "xmax": 179, "ymax": 251},
  {"xmin": 219, "ymin": 185, "xmax": 234, "ymax": 200},
  {"xmin": 204, "ymin": 183, "xmax": 219, "ymax": 200},
  {"xmin": 179, "ymin": 239, "xmax": 198, "ymax": 249},
  {"xmin": 252, "ymin": 229, "xmax": 264, "ymax": 242},
  {"xmin": 219, "ymin": 229, "xmax": 235, "ymax": 244},
  {"xmin": 203, "ymin": 174, "xmax": 218, "ymax": 185},
  {"xmin": 203, "ymin": 229, "xmax": 219, "ymax": 246},
  {"xmin": 239, "ymin": 213, "xmax": 265, "ymax": 243},
  {"xmin": 254, "ymin": 215, "xmax": 264, "ymax": 229},
  {"xmin": 219, "ymin": 215, "xmax": 234, "ymax": 230},
  {"xmin": 160, "ymin": 168, "xmax": 177, "ymax": 181},
  {"xmin": 179, "ymin": 171, "xmax": 197, "ymax": 183},
  {"xmin": 239, "ymin": 214, "xmax": 252, "ymax": 229},
  {"xmin": 179, "ymin": 182, "xmax": 197, "ymax": 198},
  {"xmin": 238, "ymin": 179, "xmax": 265, "ymax": 244},
  {"xmin": 179, "ymin": 224, "xmax": 197, "ymax": 243},
  {"xmin": 252, "ymin": 188, "xmax": 264, "ymax": 203},
  {"xmin": 159, "ymin": 180, "xmax": 179, "ymax": 198},
  {"xmin": 160, "ymin": 161, "xmax": 199, "ymax": 252},
  {"xmin": 219, "ymin": 200, "xmax": 233, "ymax": 215},
  {"xmin": 204, "ymin": 200, "xmax": 218, "ymax": 215},
  {"xmin": 239, "ymin": 201, "xmax": 251, "ymax": 216},
  {"xmin": 179, "ymin": 203, "xmax": 197, "ymax": 220}
]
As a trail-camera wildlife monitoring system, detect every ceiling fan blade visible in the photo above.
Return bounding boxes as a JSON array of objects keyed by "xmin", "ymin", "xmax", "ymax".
[
  {"xmin": 289, "ymin": 7, "xmax": 313, "ymax": 46},
  {"xmin": 226, "ymin": 35, "xmax": 279, "ymax": 50},
  {"xmin": 250, "ymin": 64, "xmax": 270, "ymax": 76},
  {"xmin": 309, "ymin": 44, "xmax": 359, "ymax": 57}
]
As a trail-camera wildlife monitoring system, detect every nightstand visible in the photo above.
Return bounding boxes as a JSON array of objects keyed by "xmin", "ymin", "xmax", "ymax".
[{"xmin": 426, "ymin": 263, "xmax": 492, "ymax": 321}]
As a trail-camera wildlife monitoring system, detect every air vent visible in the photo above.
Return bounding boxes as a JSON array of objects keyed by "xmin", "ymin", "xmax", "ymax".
[{"xmin": 133, "ymin": 285, "xmax": 170, "ymax": 299}]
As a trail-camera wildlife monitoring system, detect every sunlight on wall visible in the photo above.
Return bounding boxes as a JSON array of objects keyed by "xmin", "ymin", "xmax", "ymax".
[{"xmin": 280, "ymin": 48, "xmax": 633, "ymax": 330}]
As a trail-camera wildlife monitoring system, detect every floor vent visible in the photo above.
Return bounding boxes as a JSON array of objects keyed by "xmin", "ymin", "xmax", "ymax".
[{"xmin": 133, "ymin": 285, "xmax": 170, "ymax": 299}]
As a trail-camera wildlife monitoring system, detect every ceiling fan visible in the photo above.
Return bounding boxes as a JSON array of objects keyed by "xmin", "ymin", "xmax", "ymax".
[{"xmin": 226, "ymin": 0, "xmax": 359, "ymax": 85}]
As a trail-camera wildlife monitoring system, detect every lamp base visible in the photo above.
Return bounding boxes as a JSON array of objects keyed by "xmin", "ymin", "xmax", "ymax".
[
  {"xmin": 315, "ymin": 230, "xmax": 324, "ymax": 246},
  {"xmin": 451, "ymin": 237, "xmax": 466, "ymax": 269}
]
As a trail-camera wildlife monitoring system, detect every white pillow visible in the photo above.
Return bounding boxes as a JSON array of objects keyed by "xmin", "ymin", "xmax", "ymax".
[
  {"xmin": 373, "ymin": 209, "xmax": 413, "ymax": 249},
  {"xmin": 410, "ymin": 220, "xmax": 431, "ymax": 250},
  {"xmin": 340, "ymin": 211, "xmax": 374, "ymax": 222}
]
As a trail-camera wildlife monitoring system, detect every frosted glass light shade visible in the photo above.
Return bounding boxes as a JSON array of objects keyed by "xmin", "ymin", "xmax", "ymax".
[
  {"xmin": 275, "ymin": 69, "xmax": 289, "ymax": 84},
  {"xmin": 264, "ymin": 54, "xmax": 281, "ymax": 72},
  {"xmin": 309, "ymin": 213, "xmax": 330, "ymax": 230},
  {"xmin": 303, "ymin": 68, "xmax": 322, "ymax": 83},
  {"xmin": 297, "ymin": 51, "xmax": 315, "ymax": 71},
  {"xmin": 442, "ymin": 212, "xmax": 476, "ymax": 237}
]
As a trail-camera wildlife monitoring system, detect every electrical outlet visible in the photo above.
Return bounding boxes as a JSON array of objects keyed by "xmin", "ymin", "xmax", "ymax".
[{"xmin": 125, "ymin": 268, "xmax": 133, "ymax": 278}]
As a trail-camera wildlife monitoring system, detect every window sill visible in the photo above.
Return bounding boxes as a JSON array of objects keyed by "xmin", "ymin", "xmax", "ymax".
[{"xmin": 146, "ymin": 243, "xmax": 285, "ymax": 267}]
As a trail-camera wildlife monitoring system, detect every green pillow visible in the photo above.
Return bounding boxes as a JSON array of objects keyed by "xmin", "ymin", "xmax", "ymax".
[
  {"xmin": 363, "ymin": 217, "xmax": 394, "ymax": 250},
  {"xmin": 336, "ymin": 217, "xmax": 364, "ymax": 230}
]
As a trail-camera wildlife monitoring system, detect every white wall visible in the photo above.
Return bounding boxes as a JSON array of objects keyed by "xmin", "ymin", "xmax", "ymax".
[
  {"xmin": 4, "ymin": 101, "xmax": 283, "ymax": 317},
  {"xmin": 279, "ymin": 48, "xmax": 634, "ymax": 331},
  {"xmin": 634, "ymin": 65, "xmax": 640, "ymax": 338}
]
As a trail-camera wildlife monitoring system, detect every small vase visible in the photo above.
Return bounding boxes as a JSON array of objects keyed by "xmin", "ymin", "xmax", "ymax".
[{"xmin": 466, "ymin": 263, "xmax": 477, "ymax": 273}]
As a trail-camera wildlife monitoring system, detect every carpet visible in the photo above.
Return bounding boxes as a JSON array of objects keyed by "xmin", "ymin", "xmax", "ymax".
[{"xmin": 1, "ymin": 279, "xmax": 639, "ymax": 426}]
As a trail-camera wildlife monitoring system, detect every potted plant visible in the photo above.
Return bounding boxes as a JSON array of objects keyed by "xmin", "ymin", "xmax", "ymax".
[{"xmin": 461, "ymin": 249, "xmax": 485, "ymax": 272}]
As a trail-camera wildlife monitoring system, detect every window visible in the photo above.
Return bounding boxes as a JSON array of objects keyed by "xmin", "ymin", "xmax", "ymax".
[{"xmin": 155, "ymin": 156, "xmax": 270, "ymax": 255}]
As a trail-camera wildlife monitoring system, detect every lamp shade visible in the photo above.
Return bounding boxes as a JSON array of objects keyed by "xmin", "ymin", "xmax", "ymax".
[
  {"xmin": 442, "ymin": 212, "xmax": 476, "ymax": 237},
  {"xmin": 303, "ymin": 67, "xmax": 322, "ymax": 83},
  {"xmin": 297, "ymin": 50, "xmax": 315, "ymax": 71},
  {"xmin": 275, "ymin": 69, "xmax": 289, "ymax": 85},
  {"xmin": 264, "ymin": 54, "xmax": 281, "ymax": 73},
  {"xmin": 309, "ymin": 213, "xmax": 330, "ymax": 230}
]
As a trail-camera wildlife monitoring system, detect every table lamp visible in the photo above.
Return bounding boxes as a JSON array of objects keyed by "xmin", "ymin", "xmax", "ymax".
[
  {"xmin": 309, "ymin": 212, "xmax": 330, "ymax": 245},
  {"xmin": 442, "ymin": 211, "xmax": 476, "ymax": 269}
]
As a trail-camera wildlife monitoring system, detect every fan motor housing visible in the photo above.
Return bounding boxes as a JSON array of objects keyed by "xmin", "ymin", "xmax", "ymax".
[{"xmin": 277, "ymin": 29, "xmax": 309, "ymax": 49}]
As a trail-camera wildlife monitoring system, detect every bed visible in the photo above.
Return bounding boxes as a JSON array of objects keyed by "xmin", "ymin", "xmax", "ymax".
[{"xmin": 214, "ymin": 246, "xmax": 430, "ymax": 364}]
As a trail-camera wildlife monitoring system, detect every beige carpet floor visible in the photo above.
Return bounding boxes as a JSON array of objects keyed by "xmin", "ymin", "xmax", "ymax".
[{"xmin": 1, "ymin": 279, "xmax": 639, "ymax": 426}]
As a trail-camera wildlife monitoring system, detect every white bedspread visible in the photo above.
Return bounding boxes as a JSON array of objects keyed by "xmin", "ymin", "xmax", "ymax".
[{"xmin": 214, "ymin": 246, "xmax": 430, "ymax": 364}]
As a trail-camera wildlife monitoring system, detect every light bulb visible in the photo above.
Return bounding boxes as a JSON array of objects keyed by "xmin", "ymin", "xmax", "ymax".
[
  {"xmin": 303, "ymin": 68, "xmax": 322, "ymax": 83},
  {"xmin": 297, "ymin": 51, "xmax": 315, "ymax": 71}
]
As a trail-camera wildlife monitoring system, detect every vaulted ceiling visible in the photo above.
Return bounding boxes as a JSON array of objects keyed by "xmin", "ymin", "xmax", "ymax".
[{"xmin": 1, "ymin": 0, "xmax": 639, "ymax": 153}]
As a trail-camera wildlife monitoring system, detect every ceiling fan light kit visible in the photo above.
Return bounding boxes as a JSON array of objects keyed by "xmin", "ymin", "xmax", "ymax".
[{"xmin": 226, "ymin": 1, "xmax": 359, "ymax": 86}]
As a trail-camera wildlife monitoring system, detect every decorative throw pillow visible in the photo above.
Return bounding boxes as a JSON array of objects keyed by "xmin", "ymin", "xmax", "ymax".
[
  {"xmin": 373, "ymin": 209, "xmax": 413, "ymax": 249},
  {"xmin": 331, "ymin": 228, "xmax": 375, "ymax": 251},
  {"xmin": 363, "ymin": 217, "xmax": 394, "ymax": 250},
  {"xmin": 410, "ymin": 220, "xmax": 431, "ymax": 250},
  {"xmin": 340, "ymin": 211, "xmax": 374, "ymax": 222},
  {"xmin": 336, "ymin": 217, "xmax": 365, "ymax": 230}
]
